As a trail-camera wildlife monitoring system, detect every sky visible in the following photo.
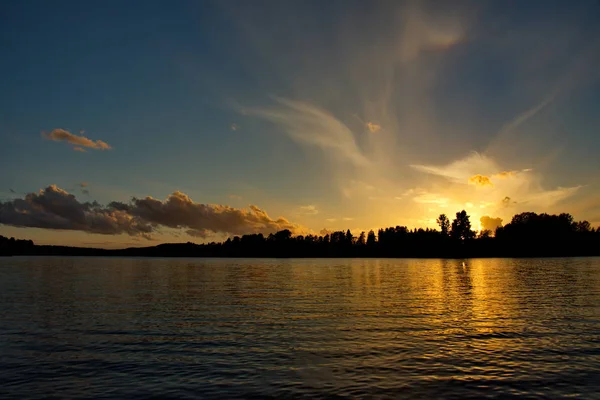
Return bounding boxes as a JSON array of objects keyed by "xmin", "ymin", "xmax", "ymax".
[{"xmin": 1, "ymin": 0, "xmax": 600, "ymax": 248}]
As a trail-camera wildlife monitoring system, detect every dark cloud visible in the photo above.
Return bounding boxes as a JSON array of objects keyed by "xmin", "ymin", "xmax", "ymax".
[
  {"xmin": 1, "ymin": 186, "xmax": 305, "ymax": 239},
  {"xmin": 124, "ymin": 191, "xmax": 303, "ymax": 237},
  {"xmin": 501, "ymin": 196, "xmax": 517, "ymax": 207},
  {"xmin": 0, "ymin": 185, "xmax": 152, "ymax": 237},
  {"xmin": 42, "ymin": 129, "xmax": 112, "ymax": 151},
  {"xmin": 9, "ymin": 188, "xmax": 15, "ymax": 193},
  {"xmin": 480, "ymin": 216, "xmax": 503, "ymax": 233}
]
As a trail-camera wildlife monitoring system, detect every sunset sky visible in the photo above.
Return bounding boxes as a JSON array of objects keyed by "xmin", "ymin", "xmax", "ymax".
[{"xmin": 1, "ymin": 0, "xmax": 599, "ymax": 248}]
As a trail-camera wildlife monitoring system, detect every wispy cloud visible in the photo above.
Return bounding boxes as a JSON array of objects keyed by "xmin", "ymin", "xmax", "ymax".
[
  {"xmin": 298, "ymin": 204, "xmax": 319, "ymax": 215},
  {"xmin": 499, "ymin": 95, "xmax": 557, "ymax": 135},
  {"xmin": 413, "ymin": 192, "xmax": 451, "ymax": 207},
  {"xmin": 494, "ymin": 171, "xmax": 517, "ymax": 179},
  {"xmin": 245, "ymin": 98, "xmax": 369, "ymax": 167},
  {"xmin": 410, "ymin": 152, "xmax": 496, "ymax": 183},
  {"xmin": 407, "ymin": 152, "xmax": 582, "ymax": 225},
  {"xmin": 42, "ymin": 129, "xmax": 112, "ymax": 151}
]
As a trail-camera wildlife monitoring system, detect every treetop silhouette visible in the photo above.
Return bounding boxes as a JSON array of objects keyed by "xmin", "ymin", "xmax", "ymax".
[{"xmin": 1, "ymin": 210, "xmax": 599, "ymax": 258}]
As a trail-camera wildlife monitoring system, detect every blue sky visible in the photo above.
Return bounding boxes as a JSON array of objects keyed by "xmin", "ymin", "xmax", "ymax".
[{"xmin": 1, "ymin": 0, "xmax": 599, "ymax": 247}]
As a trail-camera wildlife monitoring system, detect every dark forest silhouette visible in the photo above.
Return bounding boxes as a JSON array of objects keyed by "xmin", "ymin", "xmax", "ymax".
[{"xmin": 2, "ymin": 211, "xmax": 600, "ymax": 258}]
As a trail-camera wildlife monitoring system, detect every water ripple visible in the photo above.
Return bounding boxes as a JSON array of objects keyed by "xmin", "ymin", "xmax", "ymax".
[{"xmin": 1, "ymin": 257, "xmax": 600, "ymax": 399}]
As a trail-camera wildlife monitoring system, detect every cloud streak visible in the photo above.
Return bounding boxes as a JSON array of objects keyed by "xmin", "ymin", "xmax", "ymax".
[
  {"xmin": 245, "ymin": 98, "xmax": 369, "ymax": 167},
  {"xmin": 298, "ymin": 205, "xmax": 319, "ymax": 215},
  {"xmin": 0, "ymin": 186, "xmax": 305, "ymax": 239},
  {"xmin": 43, "ymin": 129, "xmax": 112, "ymax": 151}
]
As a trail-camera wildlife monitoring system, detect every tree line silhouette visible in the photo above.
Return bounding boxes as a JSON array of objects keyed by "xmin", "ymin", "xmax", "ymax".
[{"xmin": 2, "ymin": 210, "xmax": 600, "ymax": 258}]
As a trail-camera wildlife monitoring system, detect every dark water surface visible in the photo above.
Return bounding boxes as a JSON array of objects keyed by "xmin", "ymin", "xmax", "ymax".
[{"xmin": 1, "ymin": 257, "xmax": 600, "ymax": 399}]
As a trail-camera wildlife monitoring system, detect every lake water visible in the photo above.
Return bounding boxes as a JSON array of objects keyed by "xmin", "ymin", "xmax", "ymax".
[{"xmin": 1, "ymin": 257, "xmax": 600, "ymax": 399}]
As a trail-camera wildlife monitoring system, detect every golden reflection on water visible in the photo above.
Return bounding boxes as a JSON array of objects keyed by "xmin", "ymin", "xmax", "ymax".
[{"xmin": 2, "ymin": 257, "xmax": 600, "ymax": 398}]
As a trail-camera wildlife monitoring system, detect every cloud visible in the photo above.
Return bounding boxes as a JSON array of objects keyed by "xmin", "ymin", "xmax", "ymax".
[
  {"xmin": 73, "ymin": 147, "xmax": 87, "ymax": 153},
  {"xmin": 480, "ymin": 216, "xmax": 503, "ymax": 232},
  {"xmin": 110, "ymin": 191, "xmax": 305, "ymax": 237},
  {"xmin": 501, "ymin": 196, "xmax": 514, "ymax": 207},
  {"xmin": 407, "ymin": 152, "xmax": 582, "ymax": 227},
  {"xmin": 412, "ymin": 191, "xmax": 451, "ymax": 206},
  {"xmin": 9, "ymin": 188, "xmax": 15, "ymax": 194},
  {"xmin": 342, "ymin": 180, "xmax": 377, "ymax": 199},
  {"xmin": 82, "ymin": 189, "xmax": 90, "ymax": 196},
  {"xmin": 299, "ymin": 205, "xmax": 319, "ymax": 215},
  {"xmin": 78, "ymin": 182, "xmax": 89, "ymax": 188},
  {"xmin": 231, "ymin": 123, "xmax": 239, "ymax": 131},
  {"xmin": 520, "ymin": 186, "xmax": 582, "ymax": 208},
  {"xmin": 42, "ymin": 129, "xmax": 112, "ymax": 151},
  {"xmin": 498, "ymin": 95, "xmax": 557, "ymax": 136},
  {"xmin": 366, "ymin": 122, "xmax": 381, "ymax": 133},
  {"xmin": 325, "ymin": 218, "xmax": 336, "ymax": 222},
  {"xmin": 0, "ymin": 186, "xmax": 305, "ymax": 239},
  {"xmin": 494, "ymin": 171, "xmax": 517, "ymax": 179},
  {"xmin": 245, "ymin": 98, "xmax": 369, "ymax": 167},
  {"xmin": 468, "ymin": 174, "xmax": 494, "ymax": 187},
  {"xmin": 0, "ymin": 185, "xmax": 152, "ymax": 237},
  {"xmin": 411, "ymin": 152, "xmax": 497, "ymax": 183}
]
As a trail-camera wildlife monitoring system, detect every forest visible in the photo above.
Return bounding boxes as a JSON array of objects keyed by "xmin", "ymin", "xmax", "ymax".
[{"xmin": 2, "ymin": 211, "xmax": 599, "ymax": 258}]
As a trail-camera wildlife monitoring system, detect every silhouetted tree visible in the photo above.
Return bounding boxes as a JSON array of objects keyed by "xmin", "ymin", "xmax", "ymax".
[
  {"xmin": 366, "ymin": 230, "xmax": 376, "ymax": 247},
  {"xmin": 356, "ymin": 231, "xmax": 366, "ymax": 246},
  {"xmin": 437, "ymin": 214, "xmax": 450, "ymax": 236},
  {"xmin": 478, "ymin": 229, "xmax": 492, "ymax": 239},
  {"xmin": 345, "ymin": 229, "xmax": 353, "ymax": 245},
  {"xmin": 575, "ymin": 220, "xmax": 592, "ymax": 233},
  {"xmin": 3, "ymin": 210, "xmax": 600, "ymax": 258},
  {"xmin": 451, "ymin": 210, "xmax": 475, "ymax": 241}
]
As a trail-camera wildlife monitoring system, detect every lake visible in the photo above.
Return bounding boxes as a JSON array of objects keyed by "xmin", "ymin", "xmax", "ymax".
[{"xmin": 1, "ymin": 257, "xmax": 599, "ymax": 399}]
